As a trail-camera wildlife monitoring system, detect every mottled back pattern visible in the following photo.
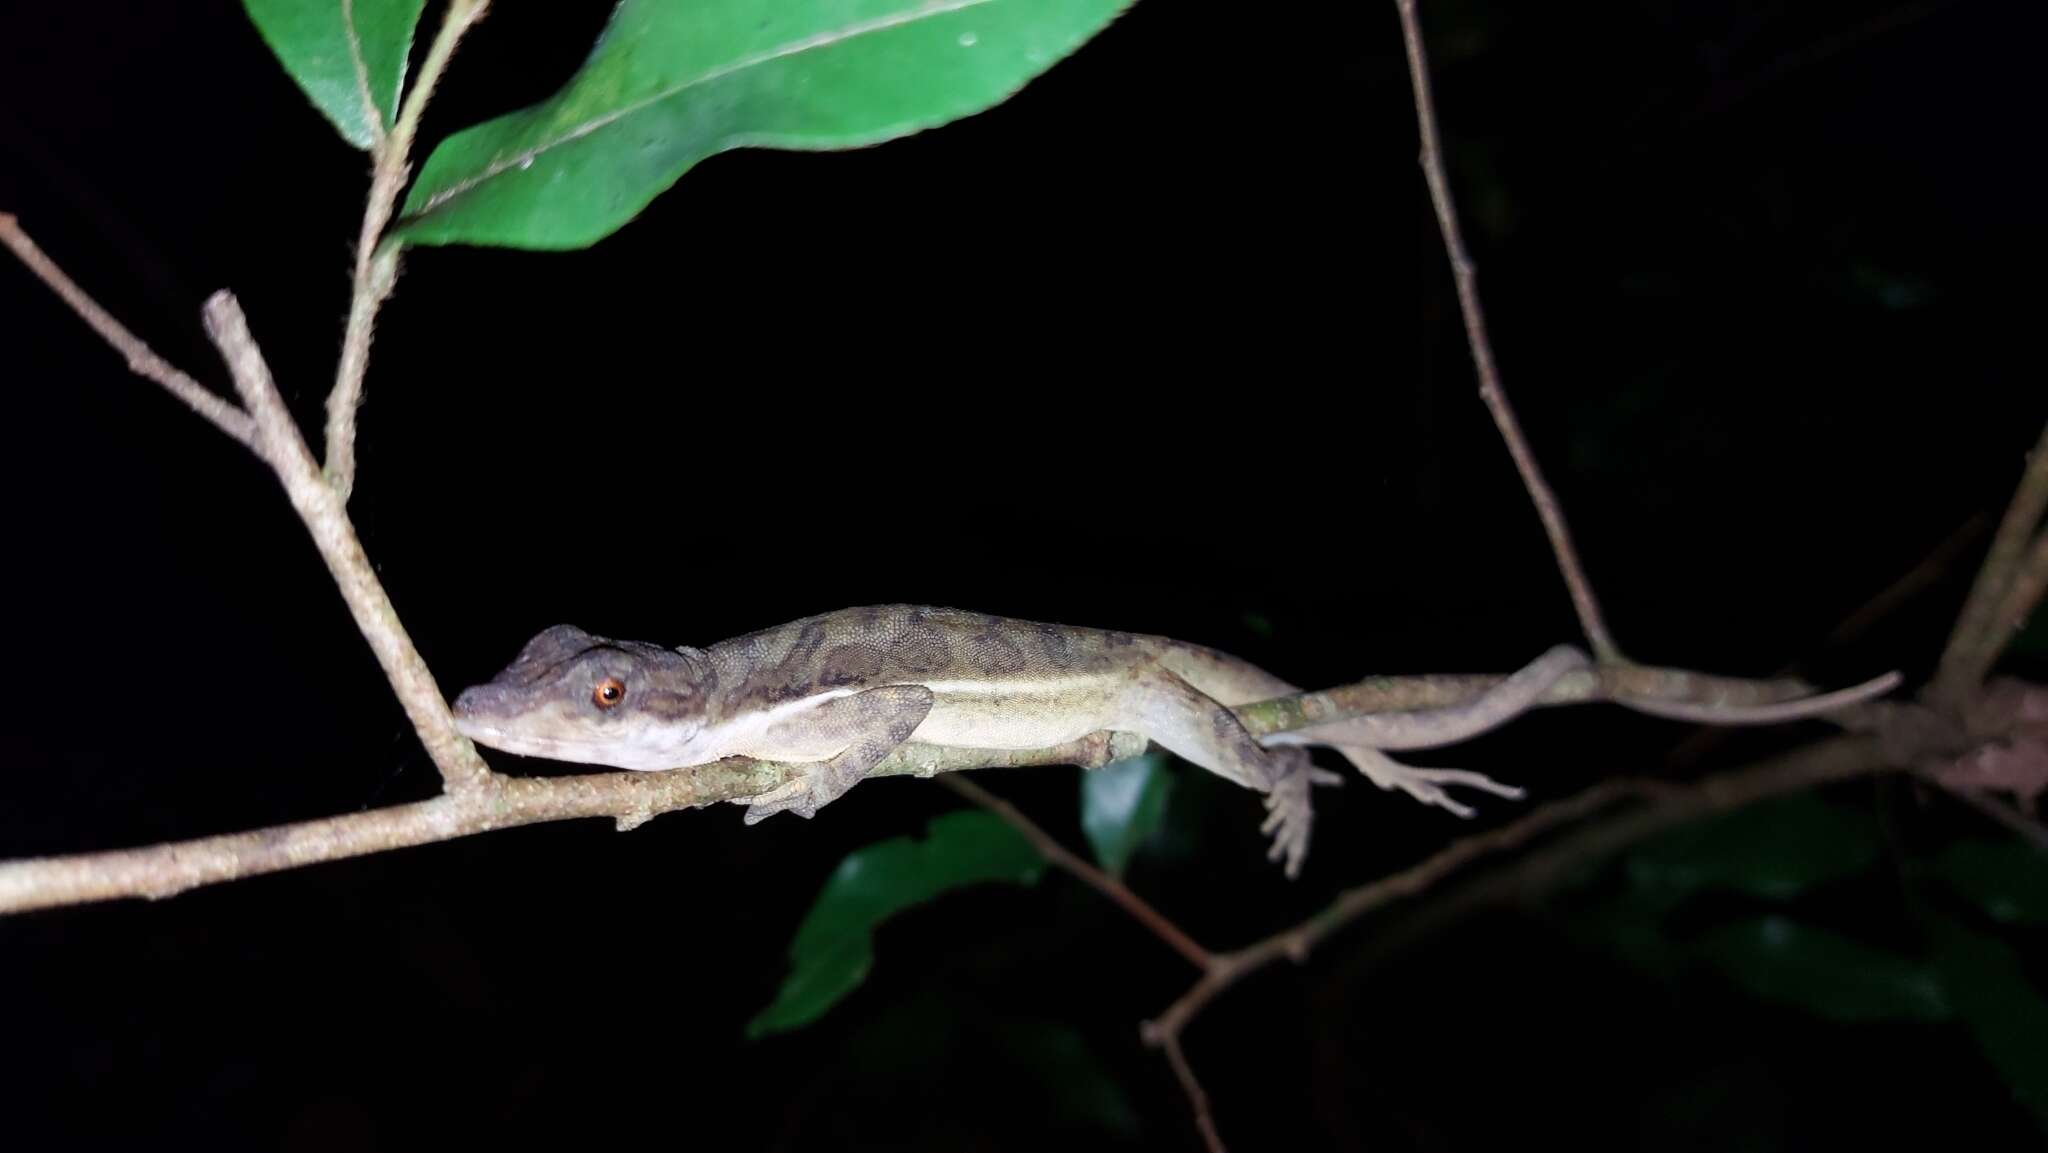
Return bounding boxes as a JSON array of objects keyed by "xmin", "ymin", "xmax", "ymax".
[{"xmin": 702, "ymin": 604, "xmax": 1151, "ymax": 721}]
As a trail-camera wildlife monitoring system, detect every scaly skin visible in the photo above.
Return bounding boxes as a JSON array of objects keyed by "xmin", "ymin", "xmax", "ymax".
[{"xmin": 452, "ymin": 605, "xmax": 1527, "ymax": 876}]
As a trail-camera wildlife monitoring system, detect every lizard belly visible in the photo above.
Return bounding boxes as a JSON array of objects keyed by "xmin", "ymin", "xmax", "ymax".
[{"xmin": 911, "ymin": 678, "xmax": 1127, "ymax": 749}]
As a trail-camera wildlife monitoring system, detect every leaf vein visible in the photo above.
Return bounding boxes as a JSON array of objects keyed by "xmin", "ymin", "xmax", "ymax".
[
  {"xmin": 409, "ymin": 0, "xmax": 995, "ymax": 217},
  {"xmin": 341, "ymin": 0, "xmax": 386, "ymax": 148}
]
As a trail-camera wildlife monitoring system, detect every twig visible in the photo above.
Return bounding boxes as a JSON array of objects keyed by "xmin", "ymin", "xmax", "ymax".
[
  {"xmin": 1335, "ymin": 735, "xmax": 1911, "ymax": 976},
  {"xmin": 1933, "ymin": 421, "xmax": 2048, "ymax": 706},
  {"xmin": 1158, "ymin": 1033, "xmax": 1228, "ymax": 1153},
  {"xmin": 1142, "ymin": 731, "xmax": 1897, "ymax": 1056},
  {"xmin": 1986, "ymin": 531, "xmax": 2048, "ymax": 657},
  {"xmin": 1819, "ymin": 511, "xmax": 1993, "ymax": 654},
  {"xmin": 1666, "ymin": 513, "xmax": 1991, "ymax": 770},
  {"xmin": 0, "ymin": 216, "xmax": 255, "ymax": 447},
  {"xmin": 1143, "ymin": 778, "xmax": 1644, "ymax": 1047},
  {"xmin": 939, "ymin": 774, "xmax": 1214, "ymax": 970},
  {"xmin": 203, "ymin": 291, "xmax": 490, "ymax": 791},
  {"xmin": 0, "ymin": 735, "xmax": 1147, "ymax": 915},
  {"xmin": 1393, "ymin": 0, "xmax": 1622, "ymax": 664},
  {"xmin": 325, "ymin": 0, "xmax": 491, "ymax": 501},
  {"xmin": 1938, "ymin": 784, "xmax": 2048, "ymax": 853},
  {"xmin": 0, "ymin": 633, "xmax": 1895, "ymax": 916},
  {"xmin": 2, "ymin": 219, "xmax": 491, "ymax": 794}
]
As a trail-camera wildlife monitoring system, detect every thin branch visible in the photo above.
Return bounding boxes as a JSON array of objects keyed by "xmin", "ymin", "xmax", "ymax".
[
  {"xmin": 326, "ymin": 0, "xmax": 491, "ymax": 501},
  {"xmin": 1938, "ymin": 782, "xmax": 2048, "ymax": 853},
  {"xmin": 1819, "ymin": 511, "xmax": 1993, "ymax": 654},
  {"xmin": 0, "ymin": 735, "xmax": 1147, "ymax": 915},
  {"xmin": 939, "ymin": 774, "xmax": 1214, "ymax": 970},
  {"xmin": 1667, "ymin": 513, "xmax": 1990, "ymax": 770},
  {"xmin": 0, "ymin": 642, "xmax": 1894, "ymax": 916},
  {"xmin": 0, "ymin": 216, "xmax": 255, "ymax": 448},
  {"xmin": 1143, "ymin": 731, "xmax": 1897, "ymax": 1054},
  {"xmin": 1393, "ymin": 0, "xmax": 1621, "ymax": 663},
  {"xmin": 1158, "ymin": 1032, "xmax": 1228, "ymax": 1153},
  {"xmin": 201, "ymin": 292, "xmax": 489, "ymax": 792},
  {"xmin": 1986, "ymin": 530, "xmax": 2048, "ymax": 658},
  {"xmin": 1934, "ymin": 420, "xmax": 2048, "ymax": 706}
]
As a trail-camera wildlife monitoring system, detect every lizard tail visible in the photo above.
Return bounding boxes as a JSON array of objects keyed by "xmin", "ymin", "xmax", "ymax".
[{"xmin": 1150, "ymin": 637, "xmax": 1536, "ymax": 817}]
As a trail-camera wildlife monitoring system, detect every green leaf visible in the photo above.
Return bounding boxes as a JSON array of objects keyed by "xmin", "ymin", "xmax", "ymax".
[
  {"xmin": 1697, "ymin": 915, "xmax": 1951, "ymax": 1023},
  {"xmin": 1933, "ymin": 838, "xmax": 2048, "ymax": 925},
  {"xmin": 1080, "ymin": 752, "xmax": 1173, "ymax": 878},
  {"xmin": 1925, "ymin": 913, "xmax": 2048, "ymax": 1126},
  {"xmin": 1625, "ymin": 794, "xmax": 1880, "ymax": 905},
  {"xmin": 241, "ymin": 0, "xmax": 424, "ymax": 150},
  {"xmin": 747, "ymin": 810, "xmax": 1045, "ymax": 1039},
  {"xmin": 396, "ymin": 0, "xmax": 1133, "ymax": 249}
]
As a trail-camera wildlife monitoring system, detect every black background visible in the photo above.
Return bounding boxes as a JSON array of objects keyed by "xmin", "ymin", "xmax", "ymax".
[{"xmin": 2, "ymin": 1, "xmax": 2043, "ymax": 1149}]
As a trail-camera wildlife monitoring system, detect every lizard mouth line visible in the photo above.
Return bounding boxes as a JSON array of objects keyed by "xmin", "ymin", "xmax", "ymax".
[{"xmin": 453, "ymin": 719, "xmax": 565, "ymax": 757}]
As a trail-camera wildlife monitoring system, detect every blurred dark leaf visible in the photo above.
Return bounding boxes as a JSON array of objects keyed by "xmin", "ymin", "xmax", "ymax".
[
  {"xmin": 991, "ymin": 1015, "xmax": 1142, "ymax": 1137},
  {"xmin": 1697, "ymin": 915, "xmax": 1950, "ymax": 1023},
  {"xmin": 1636, "ymin": 1058, "xmax": 1790, "ymax": 1153},
  {"xmin": 1626, "ymin": 794, "xmax": 1880, "ymax": 905},
  {"xmin": 748, "ymin": 811, "xmax": 1045, "ymax": 1038},
  {"xmin": 838, "ymin": 993, "xmax": 1142, "ymax": 1143},
  {"xmin": 1080, "ymin": 753, "xmax": 1174, "ymax": 878},
  {"xmin": 1561, "ymin": 889, "xmax": 1682, "ymax": 979},
  {"xmin": 1925, "ymin": 913, "xmax": 2048, "ymax": 1127},
  {"xmin": 1933, "ymin": 839, "xmax": 2048, "ymax": 926}
]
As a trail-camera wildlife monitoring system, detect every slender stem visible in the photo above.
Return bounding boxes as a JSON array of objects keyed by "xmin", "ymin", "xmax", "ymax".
[
  {"xmin": 1998, "ymin": 528, "xmax": 2048, "ymax": 634},
  {"xmin": 939, "ymin": 774, "xmax": 1214, "ymax": 970},
  {"xmin": 325, "ymin": 0, "xmax": 491, "ymax": 501},
  {"xmin": 1158, "ymin": 1033, "xmax": 1228, "ymax": 1153},
  {"xmin": 1144, "ymin": 732, "xmax": 1897, "ymax": 1055},
  {"xmin": 0, "ymin": 735, "xmax": 1146, "ymax": 915},
  {"xmin": 1666, "ymin": 513, "xmax": 1990, "ymax": 770},
  {"xmin": 0, "ymin": 622, "xmax": 1909, "ymax": 917},
  {"xmin": 1392, "ymin": 0, "xmax": 1622, "ymax": 663},
  {"xmin": 1984, "ymin": 531, "xmax": 2048, "ymax": 665},
  {"xmin": 0, "ymin": 216, "xmax": 255, "ymax": 447},
  {"xmin": 1933, "ymin": 421, "xmax": 2048, "ymax": 706},
  {"xmin": 202, "ymin": 292, "xmax": 491, "ymax": 792},
  {"xmin": 1819, "ymin": 512, "xmax": 1994, "ymax": 654},
  {"xmin": 1939, "ymin": 784, "xmax": 2048, "ymax": 853}
]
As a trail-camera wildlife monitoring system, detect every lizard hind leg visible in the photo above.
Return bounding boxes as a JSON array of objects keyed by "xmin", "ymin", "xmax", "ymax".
[{"xmin": 1123, "ymin": 670, "xmax": 1326, "ymax": 878}]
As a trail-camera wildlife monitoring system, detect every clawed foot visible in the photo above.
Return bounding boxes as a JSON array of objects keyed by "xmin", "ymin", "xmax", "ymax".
[
  {"xmin": 1341, "ymin": 746, "xmax": 1522, "ymax": 817},
  {"xmin": 1257, "ymin": 750, "xmax": 1346, "ymax": 879},
  {"xmin": 741, "ymin": 764, "xmax": 861, "ymax": 825}
]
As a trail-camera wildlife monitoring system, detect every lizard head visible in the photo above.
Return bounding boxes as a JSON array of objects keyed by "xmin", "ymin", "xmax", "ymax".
[{"xmin": 452, "ymin": 624, "xmax": 713, "ymax": 771}]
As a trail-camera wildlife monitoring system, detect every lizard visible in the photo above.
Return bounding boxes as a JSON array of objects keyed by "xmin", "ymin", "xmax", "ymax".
[{"xmin": 450, "ymin": 604, "xmax": 1560, "ymax": 876}]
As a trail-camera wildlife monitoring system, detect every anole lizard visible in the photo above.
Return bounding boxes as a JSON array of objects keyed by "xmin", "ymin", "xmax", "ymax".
[{"xmin": 452, "ymin": 605, "xmax": 1554, "ymax": 876}]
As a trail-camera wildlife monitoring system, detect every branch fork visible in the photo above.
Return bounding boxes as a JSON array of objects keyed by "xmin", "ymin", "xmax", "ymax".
[{"xmin": 7, "ymin": 2, "xmax": 2046, "ymax": 1150}]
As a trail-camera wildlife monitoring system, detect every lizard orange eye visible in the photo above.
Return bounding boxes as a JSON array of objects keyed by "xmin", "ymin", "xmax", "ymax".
[{"xmin": 593, "ymin": 677, "xmax": 626, "ymax": 709}]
